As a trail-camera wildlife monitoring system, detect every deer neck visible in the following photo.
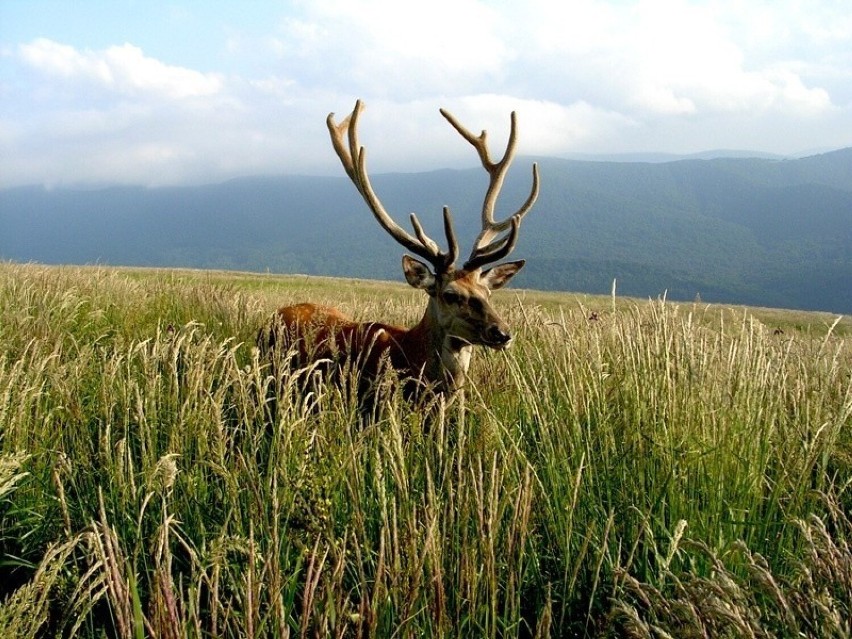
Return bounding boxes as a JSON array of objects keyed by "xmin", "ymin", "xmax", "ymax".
[{"xmin": 405, "ymin": 302, "xmax": 472, "ymax": 394}]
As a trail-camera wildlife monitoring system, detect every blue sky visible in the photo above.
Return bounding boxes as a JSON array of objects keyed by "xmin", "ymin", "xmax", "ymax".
[{"xmin": 2, "ymin": 0, "xmax": 851, "ymax": 187}]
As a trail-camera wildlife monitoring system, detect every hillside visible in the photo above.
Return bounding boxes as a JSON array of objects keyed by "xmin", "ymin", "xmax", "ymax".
[{"xmin": 1, "ymin": 148, "xmax": 851, "ymax": 313}]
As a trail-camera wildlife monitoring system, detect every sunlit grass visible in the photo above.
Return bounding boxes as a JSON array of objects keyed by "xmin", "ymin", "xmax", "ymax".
[{"xmin": 0, "ymin": 262, "xmax": 850, "ymax": 638}]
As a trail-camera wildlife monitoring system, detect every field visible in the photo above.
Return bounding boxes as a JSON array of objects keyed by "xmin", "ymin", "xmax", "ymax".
[{"xmin": 1, "ymin": 262, "xmax": 850, "ymax": 638}]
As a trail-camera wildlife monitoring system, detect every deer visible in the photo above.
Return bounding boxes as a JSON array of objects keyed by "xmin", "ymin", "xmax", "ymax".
[{"xmin": 259, "ymin": 100, "xmax": 539, "ymax": 408}]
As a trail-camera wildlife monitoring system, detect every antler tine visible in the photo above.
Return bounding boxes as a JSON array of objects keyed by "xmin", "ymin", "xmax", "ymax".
[
  {"xmin": 440, "ymin": 108, "xmax": 539, "ymax": 271},
  {"xmin": 327, "ymin": 100, "xmax": 457, "ymax": 271},
  {"xmin": 462, "ymin": 218, "xmax": 519, "ymax": 271}
]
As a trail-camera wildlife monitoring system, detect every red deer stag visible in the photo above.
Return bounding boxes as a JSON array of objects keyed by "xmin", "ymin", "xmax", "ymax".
[{"xmin": 260, "ymin": 100, "xmax": 539, "ymax": 404}]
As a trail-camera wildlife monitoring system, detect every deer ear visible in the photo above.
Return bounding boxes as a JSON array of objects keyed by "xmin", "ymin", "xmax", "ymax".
[
  {"xmin": 402, "ymin": 255, "xmax": 436, "ymax": 290},
  {"xmin": 481, "ymin": 259, "xmax": 525, "ymax": 290}
]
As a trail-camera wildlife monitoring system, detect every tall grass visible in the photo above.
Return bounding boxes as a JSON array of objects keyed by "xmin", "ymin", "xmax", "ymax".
[{"xmin": 0, "ymin": 263, "xmax": 850, "ymax": 637}]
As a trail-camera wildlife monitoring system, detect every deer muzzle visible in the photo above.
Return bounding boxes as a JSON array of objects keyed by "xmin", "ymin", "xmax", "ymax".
[{"xmin": 484, "ymin": 324, "xmax": 513, "ymax": 349}]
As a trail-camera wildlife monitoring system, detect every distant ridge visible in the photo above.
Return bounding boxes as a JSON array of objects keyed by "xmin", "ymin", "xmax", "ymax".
[
  {"xmin": 2, "ymin": 150, "xmax": 851, "ymax": 313},
  {"xmin": 559, "ymin": 149, "xmax": 790, "ymax": 163}
]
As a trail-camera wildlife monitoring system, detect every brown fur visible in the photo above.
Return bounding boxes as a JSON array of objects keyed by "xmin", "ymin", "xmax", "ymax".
[{"xmin": 260, "ymin": 302, "xmax": 433, "ymax": 398}]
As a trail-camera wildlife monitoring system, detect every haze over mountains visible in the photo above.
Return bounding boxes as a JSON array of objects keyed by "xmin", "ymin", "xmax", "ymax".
[{"xmin": 2, "ymin": 149, "xmax": 851, "ymax": 314}]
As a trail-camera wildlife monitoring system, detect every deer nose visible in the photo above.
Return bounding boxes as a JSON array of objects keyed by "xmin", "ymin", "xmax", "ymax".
[{"xmin": 486, "ymin": 325, "xmax": 512, "ymax": 346}]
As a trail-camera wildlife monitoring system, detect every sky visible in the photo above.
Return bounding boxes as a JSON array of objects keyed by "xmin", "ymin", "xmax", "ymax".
[{"xmin": 1, "ymin": 0, "xmax": 851, "ymax": 188}]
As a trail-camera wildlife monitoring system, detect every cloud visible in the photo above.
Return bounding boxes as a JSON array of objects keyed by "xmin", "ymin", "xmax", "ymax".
[
  {"xmin": 266, "ymin": 0, "xmax": 510, "ymax": 97},
  {"xmin": 18, "ymin": 38, "xmax": 222, "ymax": 99},
  {"xmin": 516, "ymin": 0, "xmax": 836, "ymax": 118},
  {"xmin": 1, "ymin": 1, "xmax": 851, "ymax": 187},
  {"xmin": 420, "ymin": 95, "xmax": 637, "ymax": 157}
]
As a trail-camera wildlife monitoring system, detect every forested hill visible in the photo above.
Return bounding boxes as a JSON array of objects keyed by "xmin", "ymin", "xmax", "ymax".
[{"xmin": 2, "ymin": 148, "xmax": 851, "ymax": 313}]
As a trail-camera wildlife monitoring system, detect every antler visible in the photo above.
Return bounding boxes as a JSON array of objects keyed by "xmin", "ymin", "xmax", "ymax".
[
  {"xmin": 439, "ymin": 109, "xmax": 539, "ymax": 271},
  {"xmin": 327, "ymin": 100, "xmax": 459, "ymax": 273}
]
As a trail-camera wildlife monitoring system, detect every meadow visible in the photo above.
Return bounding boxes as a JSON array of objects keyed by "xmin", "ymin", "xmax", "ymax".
[{"xmin": 0, "ymin": 262, "xmax": 850, "ymax": 638}]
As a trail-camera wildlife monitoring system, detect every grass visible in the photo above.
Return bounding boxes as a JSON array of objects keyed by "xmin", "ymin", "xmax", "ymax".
[{"xmin": 0, "ymin": 261, "xmax": 850, "ymax": 638}]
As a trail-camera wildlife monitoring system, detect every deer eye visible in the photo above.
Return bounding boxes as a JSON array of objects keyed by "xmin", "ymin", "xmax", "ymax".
[
  {"xmin": 468, "ymin": 297, "xmax": 484, "ymax": 312},
  {"xmin": 442, "ymin": 290, "xmax": 463, "ymax": 305}
]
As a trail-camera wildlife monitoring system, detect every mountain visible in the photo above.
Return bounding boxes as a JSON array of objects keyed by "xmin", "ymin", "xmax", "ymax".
[
  {"xmin": 559, "ymin": 149, "xmax": 789, "ymax": 163},
  {"xmin": 2, "ymin": 149, "xmax": 851, "ymax": 313}
]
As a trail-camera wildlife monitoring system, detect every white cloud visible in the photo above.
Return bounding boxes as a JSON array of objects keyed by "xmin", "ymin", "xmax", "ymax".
[
  {"xmin": 268, "ymin": 0, "xmax": 510, "ymax": 97},
  {"xmin": 631, "ymin": 1, "xmax": 834, "ymax": 116},
  {"xmin": 513, "ymin": 0, "xmax": 837, "ymax": 118},
  {"xmin": 19, "ymin": 38, "xmax": 223, "ymax": 99}
]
